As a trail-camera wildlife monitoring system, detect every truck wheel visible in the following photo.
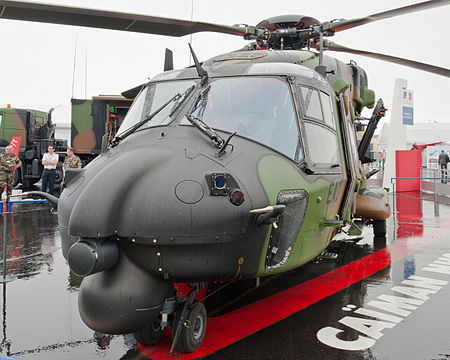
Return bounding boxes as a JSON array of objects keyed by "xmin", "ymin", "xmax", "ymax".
[
  {"xmin": 30, "ymin": 178, "xmax": 40, "ymax": 185},
  {"xmin": 14, "ymin": 168, "xmax": 21, "ymax": 187},
  {"xmin": 22, "ymin": 177, "xmax": 31, "ymax": 189},
  {"xmin": 173, "ymin": 302, "xmax": 207, "ymax": 353},
  {"xmin": 373, "ymin": 219, "xmax": 386, "ymax": 237},
  {"xmin": 134, "ymin": 317, "xmax": 164, "ymax": 345},
  {"xmin": 55, "ymin": 162, "xmax": 63, "ymax": 185}
]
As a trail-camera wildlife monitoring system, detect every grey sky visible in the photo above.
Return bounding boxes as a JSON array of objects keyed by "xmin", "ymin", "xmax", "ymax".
[{"xmin": 0, "ymin": 0, "xmax": 448, "ymax": 127}]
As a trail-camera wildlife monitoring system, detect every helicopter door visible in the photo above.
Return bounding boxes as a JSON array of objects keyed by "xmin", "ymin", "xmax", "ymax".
[{"xmin": 337, "ymin": 94, "xmax": 359, "ymax": 218}]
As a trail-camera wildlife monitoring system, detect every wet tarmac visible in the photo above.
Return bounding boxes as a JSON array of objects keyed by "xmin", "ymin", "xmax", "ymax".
[{"xmin": 0, "ymin": 191, "xmax": 449, "ymax": 359}]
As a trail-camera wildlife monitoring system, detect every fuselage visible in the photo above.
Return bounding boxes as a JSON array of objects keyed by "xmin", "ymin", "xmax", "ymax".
[{"xmin": 58, "ymin": 49, "xmax": 365, "ymax": 334}]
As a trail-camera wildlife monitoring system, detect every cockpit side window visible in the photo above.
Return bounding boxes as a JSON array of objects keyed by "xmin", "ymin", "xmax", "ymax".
[
  {"xmin": 320, "ymin": 92, "xmax": 336, "ymax": 130},
  {"xmin": 300, "ymin": 87, "xmax": 323, "ymax": 121},
  {"xmin": 299, "ymin": 86, "xmax": 340, "ymax": 167}
]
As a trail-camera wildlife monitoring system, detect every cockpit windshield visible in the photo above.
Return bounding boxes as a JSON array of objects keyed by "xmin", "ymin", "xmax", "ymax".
[
  {"xmin": 181, "ymin": 77, "xmax": 302, "ymax": 161},
  {"xmin": 117, "ymin": 80, "xmax": 195, "ymax": 134},
  {"xmin": 118, "ymin": 76, "xmax": 302, "ymax": 161}
]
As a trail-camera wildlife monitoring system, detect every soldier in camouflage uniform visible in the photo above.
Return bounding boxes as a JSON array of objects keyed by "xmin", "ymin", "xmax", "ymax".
[
  {"xmin": 62, "ymin": 147, "xmax": 82, "ymax": 177},
  {"xmin": 0, "ymin": 145, "xmax": 22, "ymax": 197}
]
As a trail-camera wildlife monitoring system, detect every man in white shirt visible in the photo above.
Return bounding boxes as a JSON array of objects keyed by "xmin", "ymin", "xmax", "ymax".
[{"xmin": 42, "ymin": 145, "xmax": 59, "ymax": 195}]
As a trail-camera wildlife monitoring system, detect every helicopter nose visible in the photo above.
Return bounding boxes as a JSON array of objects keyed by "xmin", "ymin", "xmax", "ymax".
[
  {"xmin": 58, "ymin": 133, "xmax": 260, "ymax": 283},
  {"xmin": 66, "ymin": 146, "xmax": 174, "ymax": 239},
  {"xmin": 61, "ymin": 142, "xmax": 250, "ymax": 248},
  {"xmin": 78, "ymin": 250, "xmax": 173, "ymax": 334}
]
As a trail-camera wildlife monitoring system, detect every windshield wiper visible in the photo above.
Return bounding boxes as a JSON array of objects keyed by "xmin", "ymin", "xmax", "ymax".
[
  {"xmin": 184, "ymin": 85, "xmax": 226, "ymax": 149},
  {"xmin": 185, "ymin": 114, "xmax": 224, "ymax": 149},
  {"xmin": 111, "ymin": 92, "xmax": 181, "ymax": 146},
  {"xmin": 169, "ymin": 84, "xmax": 195, "ymax": 118}
]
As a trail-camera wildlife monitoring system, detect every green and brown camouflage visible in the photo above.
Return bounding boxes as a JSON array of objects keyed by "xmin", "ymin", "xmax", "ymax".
[
  {"xmin": 0, "ymin": 152, "xmax": 20, "ymax": 175},
  {"xmin": 0, "ymin": 107, "xmax": 67, "ymax": 187},
  {"xmin": 0, "ymin": 152, "xmax": 20, "ymax": 195},
  {"xmin": 294, "ymin": 52, "xmax": 375, "ymax": 116},
  {"xmin": 63, "ymin": 154, "xmax": 82, "ymax": 169},
  {"xmin": 0, "ymin": 108, "xmax": 49, "ymax": 148},
  {"xmin": 71, "ymin": 97, "xmax": 132, "ymax": 161},
  {"xmin": 71, "ymin": 99, "xmax": 96, "ymax": 155}
]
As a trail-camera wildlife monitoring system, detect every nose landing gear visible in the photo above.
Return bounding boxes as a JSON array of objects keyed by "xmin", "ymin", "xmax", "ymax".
[
  {"xmin": 133, "ymin": 284, "xmax": 208, "ymax": 354},
  {"xmin": 170, "ymin": 286, "xmax": 207, "ymax": 353},
  {"xmin": 172, "ymin": 300, "xmax": 207, "ymax": 353}
]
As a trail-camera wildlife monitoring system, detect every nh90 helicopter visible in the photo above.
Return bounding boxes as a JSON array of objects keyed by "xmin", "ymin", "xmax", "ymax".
[{"xmin": 1, "ymin": 0, "xmax": 449, "ymax": 354}]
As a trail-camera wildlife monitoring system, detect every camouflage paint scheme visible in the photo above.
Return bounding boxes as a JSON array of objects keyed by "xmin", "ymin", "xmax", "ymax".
[
  {"xmin": 71, "ymin": 99, "xmax": 100, "ymax": 155},
  {"xmin": 257, "ymin": 155, "xmax": 342, "ymax": 275},
  {"xmin": 0, "ymin": 152, "xmax": 21, "ymax": 195},
  {"xmin": 0, "ymin": 108, "xmax": 66, "ymax": 186},
  {"xmin": 71, "ymin": 98, "xmax": 132, "ymax": 158},
  {"xmin": 57, "ymin": 48, "xmax": 388, "ymax": 336},
  {"xmin": 0, "ymin": 108, "xmax": 48, "ymax": 148}
]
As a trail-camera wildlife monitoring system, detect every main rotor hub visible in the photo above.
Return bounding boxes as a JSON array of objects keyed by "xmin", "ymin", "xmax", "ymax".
[
  {"xmin": 256, "ymin": 15, "xmax": 320, "ymax": 31},
  {"xmin": 253, "ymin": 15, "xmax": 322, "ymax": 50}
]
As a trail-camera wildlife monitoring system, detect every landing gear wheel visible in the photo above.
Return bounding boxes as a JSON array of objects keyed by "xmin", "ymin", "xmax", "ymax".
[
  {"xmin": 373, "ymin": 219, "xmax": 387, "ymax": 237},
  {"xmin": 173, "ymin": 302, "xmax": 207, "ymax": 353},
  {"xmin": 133, "ymin": 317, "xmax": 164, "ymax": 345}
]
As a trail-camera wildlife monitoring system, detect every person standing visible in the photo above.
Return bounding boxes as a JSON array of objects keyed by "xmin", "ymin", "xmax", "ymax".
[
  {"xmin": 0, "ymin": 145, "xmax": 22, "ymax": 198},
  {"xmin": 380, "ymin": 149, "xmax": 386, "ymax": 169},
  {"xmin": 438, "ymin": 150, "xmax": 449, "ymax": 183},
  {"xmin": 62, "ymin": 147, "xmax": 82, "ymax": 177},
  {"xmin": 42, "ymin": 145, "xmax": 59, "ymax": 195}
]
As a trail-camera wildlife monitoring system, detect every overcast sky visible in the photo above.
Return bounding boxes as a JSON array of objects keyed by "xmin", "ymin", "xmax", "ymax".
[{"xmin": 0, "ymin": 0, "xmax": 448, "ymax": 127}]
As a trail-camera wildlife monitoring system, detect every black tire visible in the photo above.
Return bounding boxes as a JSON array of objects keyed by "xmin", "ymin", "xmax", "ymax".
[
  {"xmin": 173, "ymin": 302, "xmax": 207, "ymax": 353},
  {"xmin": 29, "ymin": 178, "xmax": 40, "ymax": 185},
  {"xmin": 55, "ymin": 162, "xmax": 63, "ymax": 185},
  {"xmin": 13, "ymin": 168, "xmax": 21, "ymax": 187},
  {"xmin": 22, "ymin": 177, "xmax": 31, "ymax": 189},
  {"xmin": 133, "ymin": 317, "xmax": 164, "ymax": 345},
  {"xmin": 373, "ymin": 219, "xmax": 387, "ymax": 237}
]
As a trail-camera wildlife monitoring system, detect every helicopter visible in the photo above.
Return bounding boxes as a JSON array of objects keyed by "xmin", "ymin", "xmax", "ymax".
[{"xmin": 1, "ymin": 0, "xmax": 449, "ymax": 354}]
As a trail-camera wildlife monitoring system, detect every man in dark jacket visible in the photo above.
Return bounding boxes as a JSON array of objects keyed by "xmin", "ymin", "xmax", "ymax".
[{"xmin": 438, "ymin": 150, "xmax": 449, "ymax": 182}]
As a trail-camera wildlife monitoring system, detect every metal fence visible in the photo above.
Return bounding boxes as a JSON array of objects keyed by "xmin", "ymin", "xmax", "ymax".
[{"xmin": 420, "ymin": 168, "xmax": 450, "ymax": 205}]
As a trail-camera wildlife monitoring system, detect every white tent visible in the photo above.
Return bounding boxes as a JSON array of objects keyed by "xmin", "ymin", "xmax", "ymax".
[{"xmin": 378, "ymin": 121, "xmax": 450, "ymax": 148}]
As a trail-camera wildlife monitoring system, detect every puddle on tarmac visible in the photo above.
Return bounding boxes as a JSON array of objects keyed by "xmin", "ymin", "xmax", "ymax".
[{"xmin": 0, "ymin": 203, "xmax": 137, "ymax": 360}]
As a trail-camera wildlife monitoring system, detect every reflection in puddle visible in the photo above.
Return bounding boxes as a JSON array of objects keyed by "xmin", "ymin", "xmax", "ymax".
[{"xmin": 0, "ymin": 204, "xmax": 136, "ymax": 359}]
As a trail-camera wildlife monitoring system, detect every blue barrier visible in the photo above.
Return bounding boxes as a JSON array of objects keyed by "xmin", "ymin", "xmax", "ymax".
[
  {"xmin": 0, "ymin": 199, "xmax": 48, "ymax": 214},
  {"xmin": 0, "ymin": 355, "xmax": 18, "ymax": 360}
]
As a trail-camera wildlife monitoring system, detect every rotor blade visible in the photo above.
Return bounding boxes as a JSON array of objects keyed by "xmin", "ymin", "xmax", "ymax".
[
  {"xmin": 328, "ymin": 0, "xmax": 449, "ymax": 32},
  {"xmin": 0, "ymin": 0, "xmax": 245, "ymax": 37},
  {"xmin": 322, "ymin": 41, "xmax": 450, "ymax": 78}
]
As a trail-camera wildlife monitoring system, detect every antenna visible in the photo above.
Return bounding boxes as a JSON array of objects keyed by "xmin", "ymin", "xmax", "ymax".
[
  {"xmin": 188, "ymin": 43, "xmax": 208, "ymax": 84},
  {"xmin": 71, "ymin": 34, "xmax": 78, "ymax": 98},
  {"xmin": 314, "ymin": 30, "xmax": 328, "ymax": 77},
  {"xmin": 84, "ymin": 42, "xmax": 88, "ymax": 98}
]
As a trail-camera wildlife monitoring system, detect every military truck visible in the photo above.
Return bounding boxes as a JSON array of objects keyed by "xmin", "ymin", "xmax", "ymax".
[
  {"xmin": 71, "ymin": 95, "xmax": 133, "ymax": 164},
  {"xmin": 0, "ymin": 107, "xmax": 67, "ymax": 188}
]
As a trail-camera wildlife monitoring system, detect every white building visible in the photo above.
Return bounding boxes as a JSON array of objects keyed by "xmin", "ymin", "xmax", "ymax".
[{"xmin": 377, "ymin": 122, "xmax": 450, "ymax": 168}]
